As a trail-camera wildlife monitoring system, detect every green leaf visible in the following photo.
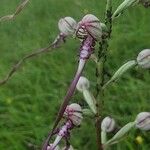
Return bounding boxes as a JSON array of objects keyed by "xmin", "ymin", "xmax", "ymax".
[
  {"xmin": 103, "ymin": 60, "xmax": 137, "ymax": 89},
  {"xmin": 83, "ymin": 90, "xmax": 97, "ymax": 114},
  {"xmin": 105, "ymin": 122, "xmax": 136, "ymax": 146},
  {"xmin": 112, "ymin": 0, "xmax": 140, "ymax": 19}
]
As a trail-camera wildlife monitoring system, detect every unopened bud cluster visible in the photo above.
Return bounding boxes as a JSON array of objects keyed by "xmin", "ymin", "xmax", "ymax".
[{"xmin": 58, "ymin": 14, "xmax": 102, "ymax": 41}]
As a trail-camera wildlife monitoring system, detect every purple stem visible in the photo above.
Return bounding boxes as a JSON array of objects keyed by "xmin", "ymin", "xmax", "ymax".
[{"xmin": 42, "ymin": 60, "xmax": 86, "ymax": 150}]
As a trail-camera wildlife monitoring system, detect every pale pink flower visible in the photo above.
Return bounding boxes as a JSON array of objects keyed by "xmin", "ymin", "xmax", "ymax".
[{"xmin": 76, "ymin": 14, "xmax": 102, "ymax": 40}]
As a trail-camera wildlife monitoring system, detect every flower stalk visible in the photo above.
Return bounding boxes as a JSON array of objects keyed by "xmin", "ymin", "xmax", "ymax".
[
  {"xmin": 0, "ymin": 0, "xmax": 30, "ymax": 22},
  {"xmin": 0, "ymin": 33, "xmax": 66, "ymax": 86},
  {"xmin": 95, "ymin": 1, "xmax": 112, "ymax": 150}
]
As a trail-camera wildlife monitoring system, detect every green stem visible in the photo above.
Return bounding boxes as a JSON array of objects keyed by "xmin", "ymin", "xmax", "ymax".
[{"xmin": 95, "ymin": 1, "xmax": 112, "ymax": 150}]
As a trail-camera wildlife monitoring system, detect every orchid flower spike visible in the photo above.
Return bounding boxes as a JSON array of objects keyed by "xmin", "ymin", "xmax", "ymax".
[
  {"xmin": 101, "ymin": 117, "xmax": 116, "ymax": 133},
  {"xmin": 64, "ymin": 103, "xmax": 83, "ymax": 126},
  {"xmin": 76, "ymin": 14, "xmax": 102, "ymax": 41},
  {"xmin": 58, "ymin": 17, "xmax": 77, "ymax": 36},
  {"xmin": 135, "ymin": 112, "xmax": 150, "ymax": 131},
  {"xmin": 137, "ymin": 49, "xmax": 150, "ymax": 69}
]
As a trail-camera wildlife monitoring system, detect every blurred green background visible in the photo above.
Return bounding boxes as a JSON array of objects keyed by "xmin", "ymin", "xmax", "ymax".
[{"xmin": 0, "ymin": 0, "xmax": 150, "ymax": 150}]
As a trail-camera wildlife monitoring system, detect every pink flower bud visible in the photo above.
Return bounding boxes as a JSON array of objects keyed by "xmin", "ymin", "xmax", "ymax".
[
  {"xmin": 135, "ymin": 112, "xmax": 150, "ymax": 131},
  {"xmin": 64, "ymin": 103, "xmax": 83, "ymax": 126},
  {"xmin": 58, "ymin": 17, "xmax": 77, "ymax": 36},
  {"xmin": 76, "ymin": 76, "xmax": 90, "ymax": 92},
  {"xmin": 101, "ymin": 117, "xmax": 116, "ymax": 133},
  {"xmin": 76, "ymin": 14, "xmax": 102, "ymax": 40},
  {"xmin": 137, "ymin": 49, "xmax": 150, "ymax": 69}
]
